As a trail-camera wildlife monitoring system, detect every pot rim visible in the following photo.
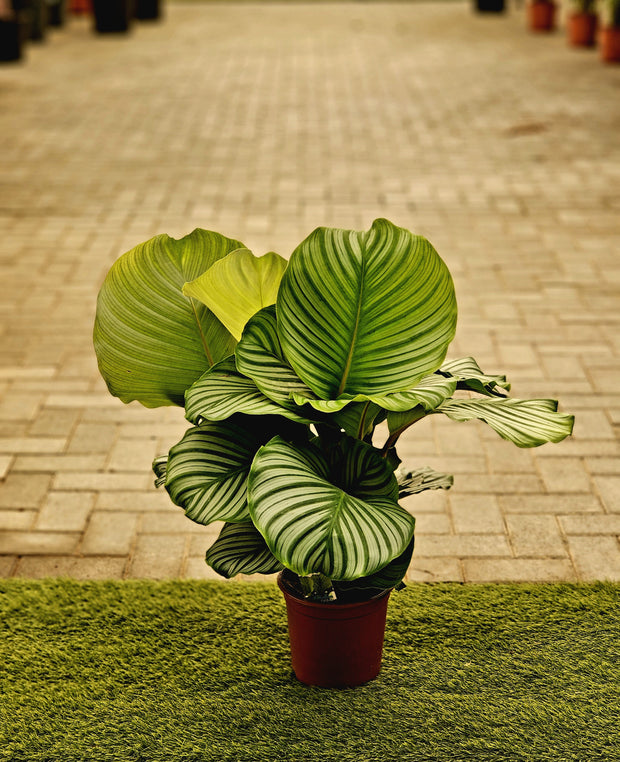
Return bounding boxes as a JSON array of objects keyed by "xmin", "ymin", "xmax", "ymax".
[{"xmin": 277, "ymin": 570, "xmax": 392, "ymax": 610}]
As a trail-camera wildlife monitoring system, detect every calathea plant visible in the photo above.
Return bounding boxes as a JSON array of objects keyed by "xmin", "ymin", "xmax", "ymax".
[{"xmin": 94, "ymin": 219, "xmax": 574, "ymax": 601}]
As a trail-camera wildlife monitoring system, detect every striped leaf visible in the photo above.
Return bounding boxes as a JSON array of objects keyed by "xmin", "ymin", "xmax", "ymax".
[
  {"xmin": 205, "ymin": 522, "xmax": 283, "ymax": 579},
  {"xmin": 235, "ymin": 305, "xmax": 316, "ymax": 406},
  {"xmin": 397, "ymin": 466, "xmax": 454, "ymax": 498},
  {"xmin": 438, "ymin": 356, "xmax": 511, "ymax": 397},
  {"xmin": 333, "ymin": 536, "xmax": 416, "ymax": 596},
  {"xmin": 437, "ymin": 398, "xmax": 574, "ymax": 448},
  {"xmin": 276, "ymin": 218, "xmax": 457, "ymax": 399},
  {"xmin": 152, "ymin": 455, "xmax": 168, "ymax": 488},
  {"xmin": 164, "ymin": 417, "xmax": 275, "ymax": 525},
  {"xmin": 182, "ymin": 249, "xmax": 288, "ymax": 341},
  {"xmin": 248, "ymin": 436, "xmax": 415, "ymax": 581},
  {"xmin": 332, "ymin": 401, "xmax": 384, "ymax": 439},
  {"xmin": 184, "ymin": 356, "xmax": 314, "ymax": 425},
  {"xmin": 94, "ymin": 229, "xmax": 242, "ymax": 407}
]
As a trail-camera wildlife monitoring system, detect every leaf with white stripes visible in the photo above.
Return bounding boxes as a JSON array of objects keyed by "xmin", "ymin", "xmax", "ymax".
[
  {"xmin": 276, "ymin": 218, "xmax": 457, "ymax": 399},
  {"xmin": 437, "ymin": 398, "xmax": 574, "ymax": 448},
  {"xmin": 248, "ymin": 435, "xmax": 415, "ymax": 581},
  {"xmin": 94, "ymin": 229, "xmax": 242, "ymax": 408},
  {"xmin": 205, "ymin": 522, "xmax": 283, "ymax": 578},
  {"xmin": 438, "ymin": 357, "xmax": 511, "ymax": 397},
  {"xmin": 397, "ymin": 466, "xmax": 454, "ymax": 498},
  {"xmin": 182, "ymin": 248, "xmax": 288, "ymax": 341},
  {"xmin": 235, "ymin": 305, "xmax": 317, "ymax": 406},
  {"xmin": 334, "ymin": 536, "xmax": 416, "ymax": 595},
  {"xmin": 184, "ymin": 356, "xmax": 314, "ymax": 425},
  {"xmin": 164, "ymin": 416, "xmax": 276, "ymax": 526}
]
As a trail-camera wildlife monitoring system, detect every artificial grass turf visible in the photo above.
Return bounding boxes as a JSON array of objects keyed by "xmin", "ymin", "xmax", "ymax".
[{"xmin": 0, "ymin": 581, "xmax": 618, "ymax": 762}]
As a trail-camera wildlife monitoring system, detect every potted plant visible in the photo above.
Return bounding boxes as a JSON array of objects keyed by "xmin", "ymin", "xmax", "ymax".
[
  {"xmin": 92, "ymin": 0, "xmax": 132, "ymax": 33},
  {"xmin": 527, "ymin": 0, "xmax": 557, "ymax": 30},
  {"xmin": 134, "ymin": 0, "xmax": 161, "ymax": 21},
  {"xmin": 567, "ymin": 0, "xmax": 598, "ymax": 44},
  {"xmin": 599, "ymin": 0, "xmax": 620, "ymax": 60},
  {"xmin": 94, "ymin": 219, "xmax": 574, "ymax": 688},
  {"xmin": 473, "ymin": 0, "xmax": 506, "ymax": 14}
]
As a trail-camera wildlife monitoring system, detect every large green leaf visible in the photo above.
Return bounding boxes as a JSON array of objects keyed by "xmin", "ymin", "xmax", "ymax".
[
  {"xmin": 333, "ymin": 536, "xmax": 416, "ymax": 596},
  {"xmin": 182, "ymin": 249, "xmax": 288, "ymax": 341},
  {"xmin": 184, "ymin": 356, "xmax": 314, "ymax": 425},
  {"xmin": 437, "ymin": 398, "xmax": 574, "ymax": 448},
  {"xmin": 438, "ymin": 357, "xmax": 510, "ymax": 397},
  {"xmin": 94, "ymin": 229, "xmax": 242, "ymax": 407},
  {"xmin": 248, "ymin": 436, "xmax": 415, "ymax": 581},
  {"xmin": 205, "ymin": 522, "xmax": 283, "ymax": 579},
  {"xmin": 276, "ymin": 218, "xmax": 457, "ymax": 399},
  {"xmin": 235, "ymin": 305, "xmax": 315, "ymax": 406},
  {"xmin": 164, "ymin": 416, "xmax": 275, "ymax": 525}
]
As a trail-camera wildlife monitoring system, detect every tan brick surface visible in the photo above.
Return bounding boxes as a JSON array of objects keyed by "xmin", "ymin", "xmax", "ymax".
[{"xmin": 0, "ymin": 3, "xmax": 618, "ymax": 582}]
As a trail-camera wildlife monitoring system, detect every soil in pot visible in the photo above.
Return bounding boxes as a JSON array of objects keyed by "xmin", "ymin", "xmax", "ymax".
[
  {"xmin": 474, "ymin": 0, "xmax": 506, "ymax": 13},
  {"xmin": 568, "ymin": 12, "xmax": 597, "ymax": 46},
  {"xmin": 528, "ymin": 0, "xmax": 556, "ymax": 31},
  {"xmin": 278, "ymin": 570, "xmax": 392, "ymax": 689}
]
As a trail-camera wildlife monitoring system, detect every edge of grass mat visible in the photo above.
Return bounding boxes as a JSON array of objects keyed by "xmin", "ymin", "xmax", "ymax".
[{"xmin": 1, "ymin": 580, "xmax": 618, "ymax": 762}]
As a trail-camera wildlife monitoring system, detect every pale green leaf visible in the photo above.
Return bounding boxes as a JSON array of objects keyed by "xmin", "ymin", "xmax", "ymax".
[
  {"xmin": 248, "ymin": 435, "xmax": 415, "ymax": 581},
  {"xmin": 437, "ymin": 398, "xmax": 574, "ymax": 448},
  {"xmin": 94, "ymin": 229, "xmax": 241, "ymax": 407},
  {"xmin": 397, "ymin": 466, "xmax": 454, "ymax": 497},
  {"xmin": 277, "ymin": 218, "xmax": 457, "ymax": 399},
  {"xmin": 438, "ymin": 357, "xmax": 511, "ymax": 397},
  {"xmin": 182, "ymin": 249, "xmax": 288, "ymax": 341}
]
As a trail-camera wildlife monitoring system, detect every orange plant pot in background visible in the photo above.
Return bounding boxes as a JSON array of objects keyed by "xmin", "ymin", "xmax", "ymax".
[
  {"xmin": 528, "ymin": 0, "xmax": 556, "ymax": 31},
  {"xmin": 70, "ymin": 0, "xmax": 92, "ymax": 14},
  {"xmin": 600, "ymin": 26, "xmax": 620, "ymax": 61},
  {"xmin": 568, "ymin": 12, "xmax": 597, "ymax": 46}
]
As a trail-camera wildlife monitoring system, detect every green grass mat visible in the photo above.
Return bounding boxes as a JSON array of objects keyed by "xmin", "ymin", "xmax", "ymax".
[{"xmin": 1, "ymin": 580, "xmax": 618, "ymax": 762}]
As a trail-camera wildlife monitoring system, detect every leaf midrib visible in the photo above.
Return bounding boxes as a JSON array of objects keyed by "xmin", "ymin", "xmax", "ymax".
[{"xmin": 336, "ymin": 254, "xmax": 365, "ymax": 397}]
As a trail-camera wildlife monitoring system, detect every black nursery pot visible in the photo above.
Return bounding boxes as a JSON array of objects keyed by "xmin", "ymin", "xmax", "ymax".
[
  {"xmin": 134, "ymin": 0, "xmax": 161, "ymax": 20},
  {"xmin": 47, "ymin": 0, "xmax": 67, "ymax": 27},
  {"xmin": 474, "ymin": 0, "xmax": 506, "ymax": 12},
  {"xmin": 92, "ymin": 0, "xmax": 132, "ymax": 33},
  {"xmin": 0, "ymin": 17, "xmax": 23, "ymax": 61}
]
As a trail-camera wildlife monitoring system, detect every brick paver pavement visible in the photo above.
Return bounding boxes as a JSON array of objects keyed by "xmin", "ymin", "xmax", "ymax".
[{"xmin": 1, "ymin": 2, "xmax": 619, "ymax": 582}]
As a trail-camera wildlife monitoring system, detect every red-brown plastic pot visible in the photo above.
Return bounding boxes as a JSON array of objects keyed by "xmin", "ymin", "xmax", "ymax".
[
  {"xmin": 528, "ymin": 0, "xmax": 556, "ymax": 31},
  {"xmin": 278, "ymin": 572, "xmax": 391, "ymax": 688},
  {"xmin": 568, "ymin": 12, "xmax": 597, "ymax": 46},
  {"xmin": 600, "ymin": 26, "xmax": 620, "ymax": 62}
]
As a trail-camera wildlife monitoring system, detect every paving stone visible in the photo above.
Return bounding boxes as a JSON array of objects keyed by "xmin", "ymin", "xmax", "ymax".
[
  {"xmin": 36, "ymin": 492, "xmax": 95, "ymax": 532},
  {"xmin": 0, "ymin": 474, "xmax": 51, "ymax": 509},
  {"xmin": 54, "ymin": 473, "xmax": 152, "ymax": 491},
  {"xmin": 0, "ymin": 456, "xmax": 12, "ymax": 480},
  {"xmin": 450, "ymin": 495, "xmax": 504, "ymax": 534},
  {"xmin": 12, "ymin": 455, "xmax": 107, "ymax": 473},
  {"xmin": 128, "ymin": 534, "xmax": 188, "ymax": 579},
  {"xmin": 593, "ymin": 476, "xmax": 620, "ymax": 512},
  {"xmin": 0, "ymin": 531, "xmax": 79, "ymax": 555},
  {"xmin": 506, "ymin": 514, "xmax": 567, "ymax": 558},
  {"xmin": 80, "ymin": 512, "xmax": 140, "ymax": 556},
  {"xmin": 14, "ymin": 556, "xmax": 126, "ymax": 580},
  {"xmin": 415, "ymin": 534, "xmax": 511, "ymax": 558},
  {"xmin": 559, "ymin": 515, "xmax": 620, "ymax": 535},
  {"xmin": 537, "ymin": 457, "xmax": 592, "ymax": 494},
  {"xmin": 0, "ymin": 556, "xmax": 17, "ymax": 577},
  {"xmin": 406, "ymin": 558, "xmax": 464, "ymax": 583},
  {"xmin": 0, "ymin": 509, "xmax": 36, "ymax": 531},
  {"xmin": 567, "ymin": 536, "xmax": 620, "ymax": 582},
  {"xmin": 463, "ymin": 559, "xmax": 576, "ymax": 583}
]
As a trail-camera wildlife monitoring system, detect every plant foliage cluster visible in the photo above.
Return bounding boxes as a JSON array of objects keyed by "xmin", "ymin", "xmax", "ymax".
[{"xmin": 94, "ymin": 219, "xmax": 574, "ymax": 596}]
